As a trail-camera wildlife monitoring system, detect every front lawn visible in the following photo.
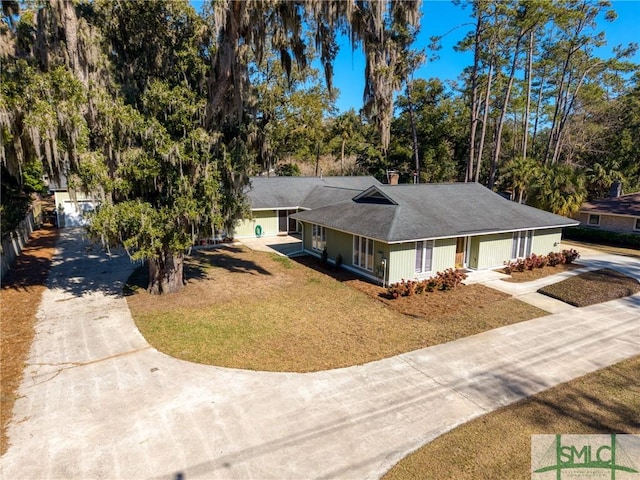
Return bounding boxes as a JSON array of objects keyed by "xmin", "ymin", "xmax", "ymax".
[{"xmin": 127, "ymin": 246, "xmax": 546, "ymax": 372}]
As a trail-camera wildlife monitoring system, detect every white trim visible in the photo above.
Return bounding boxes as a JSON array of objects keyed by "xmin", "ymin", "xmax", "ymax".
[
  {"xmin": 511, "ymin": 230, "xmax": 533, "ymax": 259},
  {"xmin": 352, "ymin": 186, "xmax": 398, "ymax": 205},
  {"xmin": 587, "ymin": 214, "xmax": 601, "ymax": 226},
  {"xmin": 294, "ymin": 219, "xmax": 577, "ymax": 245},
  {"xmin": 579, "ymin": 210, "xmax": 639, "ymax": 220},
  {"xmin": 353, "ymin": 235, "xmax": 375, "ymax": 272},
  {"xmin": 414, "ymin": 239, "xmax": 434, "ymax": 275},
  {"xmin": 386, "ymin": 224, "xmax": 578, "ymax": 244},
  {"xmin": 311, "ymin": 224, "xmax": 326, "ymax": 252}
]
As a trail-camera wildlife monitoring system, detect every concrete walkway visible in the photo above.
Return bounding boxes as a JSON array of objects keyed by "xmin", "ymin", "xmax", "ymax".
[{"xmin": 2, "ymin": 228, "xmax": 639, "ymax": 479}]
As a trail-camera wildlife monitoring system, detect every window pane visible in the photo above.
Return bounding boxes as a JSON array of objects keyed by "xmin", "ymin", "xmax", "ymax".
[
  {"xmin": 353, "ymin": 236, "xmax": 360, "ymax": 266},
  {"xmin": 424, "ymin": 240, "xmax": 433, "ymax": 272},
  {"xmin": 511, "ymin": 233, "xmax": 518, "ymax": 259},
  {"xmin": 366, "ymin": 239, "xmax": 374, "ymax": 270},
  {"xmin": 525, "ymin": 231, "xmax": 533, "ymax": 257},
  {"xmin": 415, "ymin": 242, "xmax": 422, "ymax": 272}
]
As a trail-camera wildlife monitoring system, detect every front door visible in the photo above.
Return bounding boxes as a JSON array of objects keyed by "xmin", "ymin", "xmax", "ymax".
[{"xmin": 455, "ymin": 237, "xmax": 466, "ymax": 268}]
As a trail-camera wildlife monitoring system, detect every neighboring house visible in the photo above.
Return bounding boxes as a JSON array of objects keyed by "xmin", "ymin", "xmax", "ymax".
[
  {"xmin": 576, "ymin": 192, "xmax": 640, "ymax": 235},
  {"xmin": 234, "ymin": 177, "xmax": 579, "ymax": 285}
]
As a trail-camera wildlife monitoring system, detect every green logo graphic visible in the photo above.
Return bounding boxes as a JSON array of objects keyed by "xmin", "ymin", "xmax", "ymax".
[{"xmin": 532, "ymin": 434, "xmax": 640, "ymax": 480}]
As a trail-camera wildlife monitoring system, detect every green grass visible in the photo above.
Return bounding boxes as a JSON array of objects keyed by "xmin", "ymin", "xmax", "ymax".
[{"xmin": 128, "ymin": 246, "xmax": 546, "ymax": 372}]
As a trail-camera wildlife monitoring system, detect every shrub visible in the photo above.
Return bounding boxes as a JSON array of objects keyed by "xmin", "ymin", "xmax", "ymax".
[
  {"xmin": 561, "ymin": 248, "xmax": 580, "ymax": 264},
  {"xmin": 563, "ymin": 226, "xmax": 640, "ymax": 249},
  {"xmin": 335, "ymin": 253, "xmax": 343, "ymax": 270},
  {"xmin": 386, "ymin": 269, "xmax": 468, "ymax": 299},
  {"xmin": 547, "ymin": 252, "xmax": 563, "ymax": 267},
  {"xmin": 435, "ymin": 268, "xmax": 468, "ymax": 290},
  {"xmin": 503, "ymin": 249, "xmax": 581, "ymax": 275}
]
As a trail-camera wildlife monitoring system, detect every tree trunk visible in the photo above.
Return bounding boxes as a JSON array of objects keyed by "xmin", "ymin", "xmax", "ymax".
[
  {"xmin": 489, "ymin": 31, "xmax": 524, "ymax": 189},
  {"xmin": 522, "ymin": 31, "xmax": 533, "ymax": 159},
  {"xmin": 147, "ymin": 250, "xmax": 185, "ymax": 295},
  {"xmin": 474, "ymin": 57, "xmax": 494, "ymax": 183},
  {"xmin": 466, "ymin": 12, "xmax": 483, "ymax": 182},
  {"xmin": 406, "ymin": 81, "xmax": 420, "ymax": 183}
]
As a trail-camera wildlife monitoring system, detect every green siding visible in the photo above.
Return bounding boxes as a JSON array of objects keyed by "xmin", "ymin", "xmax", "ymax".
[
  {"xmin": 532, "ymin": 228, "xmax": 562, "ymax": 255},
  {"xmin": 388, "ymin": 243, "xmax": 414, "ymax": 284},
  {"xmin": 302, "ymin": 222, "xmax": 312, "ymax": 249},
  {"xmin": 475, "ymin": 233, "xmax": 513, "ymax": 270},
  {"xmin": 387, "ymin": 239, "xmax": 457, "ymax": 284},
  {"xmin": 433, "ymin": 238, "xmax": 456, "ymax": 272},
  {"xmin": 234, "ymin": 210, "xmax": 278, "ymax": 238},
  {"xmin": 327, "ymin": 229, "xmax": 353, "ymax": 266}
]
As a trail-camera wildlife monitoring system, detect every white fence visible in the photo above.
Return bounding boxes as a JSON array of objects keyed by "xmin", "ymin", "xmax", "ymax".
[{"xmin": 1, "ymin": 202, "xmax": 44, "ymax": 282}]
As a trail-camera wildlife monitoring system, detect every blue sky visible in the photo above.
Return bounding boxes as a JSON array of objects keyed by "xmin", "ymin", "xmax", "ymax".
[
  {"xmin": 331, "ymin": 0, "xmax": 640, "ymax": 112},
  {"xmin": 191, "ymin": 0, "xmax": 640, "ymax": 112}
]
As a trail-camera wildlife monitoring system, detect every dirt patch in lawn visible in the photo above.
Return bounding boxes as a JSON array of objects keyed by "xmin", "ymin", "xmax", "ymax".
[
  {"xmin": 383, "ymin": 355, "xmax": 640, "ymax": 480},
  {"xmin": 538, "ymin": 269, "xmax": 640, "ymax": 307},
  {"xmin": 0, "ymin": 223, "xmax": 59, "ymax": 456},
  {"xmin": 128, "ymin": 248, "xmax": 546, "ymax": 372},
  {"xmin": 502, "ymin": 262, "xmax": 582, "ymax": 283}
]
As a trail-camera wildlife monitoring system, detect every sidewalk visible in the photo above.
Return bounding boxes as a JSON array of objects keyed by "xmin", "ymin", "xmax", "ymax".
[{"xmin": 1, "ymin": 229, "xmax": 639, "ymax": 479}]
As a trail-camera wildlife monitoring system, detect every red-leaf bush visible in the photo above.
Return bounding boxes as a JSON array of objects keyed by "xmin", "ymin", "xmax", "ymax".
[
  {"xmin": 386, "ymin": 269, "xmax": 468, "ymax": 298},
  {"xmin": 503, "ymin": 249, "xmax": 581, "ymax": 274}
]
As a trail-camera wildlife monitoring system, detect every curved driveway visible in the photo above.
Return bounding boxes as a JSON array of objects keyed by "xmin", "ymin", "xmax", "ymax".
[{"xmin": 2, "ymin": 228, "xmax": 639, "ymax": 479}]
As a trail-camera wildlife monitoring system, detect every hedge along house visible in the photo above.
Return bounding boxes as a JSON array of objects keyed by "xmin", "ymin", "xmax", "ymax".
[
  {"xmin": 290, "ymin": 182, "xmax": 579, "ymax": 286},
  {"xmin": 232, "ymin": 176, "xmax": 382, "ymax": 238}
]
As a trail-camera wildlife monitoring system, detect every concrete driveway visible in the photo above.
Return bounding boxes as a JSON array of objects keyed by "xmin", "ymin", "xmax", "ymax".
[{"xmin": 2, "ymin": 228, "xmax": 639, "ymax": 479}]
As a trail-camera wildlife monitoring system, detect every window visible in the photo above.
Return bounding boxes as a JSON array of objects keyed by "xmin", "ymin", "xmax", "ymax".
[
  {"xmin": 588, "ymin": 214, "xmax": 600, "ymax": 226},
  {"xmin": 511, "ymin": 230, "xmax": 533, "ymax": 259},
  {"xmin": 635, "ymin": 218, "xmax": 640, "ymax": 231},
  {"xmin": 312, "ymin": 224, "xmax": 326, "ymax": 251},
  {"xmin": 353, "ymin": 235, "xmax": 374, "ymax": 271},
  {"xmin": 415, "ymin": 240, "xmax": 434, "ymax": 274}
]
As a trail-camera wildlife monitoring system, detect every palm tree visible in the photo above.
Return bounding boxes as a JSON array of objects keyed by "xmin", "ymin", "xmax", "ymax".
[
  {"xmin": 499, "ymin": 157, "xmax": 540, "ymax": 204},
  {"xmin": 530, "ymin": 164, "xmax": 586, "ymax": 216},
  {"xmin": 584, "ymin": 161, "xmax": 624, "ymax": 199}
]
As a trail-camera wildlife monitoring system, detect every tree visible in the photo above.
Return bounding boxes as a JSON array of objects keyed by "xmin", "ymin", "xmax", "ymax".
[
  {"xmin": 497, "ymin": 156, "xmax": 540, "ymax": 204},
  {"xmin": 529, "ymin": 164, "xmax": 586, "ymax": 216},
  {"xmin": 328, "ymin": 109, "xmax": 365, "ymax": 175},
  {"xmin": 390, "ymin": 78, "xmax": 464, "ymax": 182},
  {"xmin": 1, "ymin": 0, "xmax": 421, "ymax": 294}
]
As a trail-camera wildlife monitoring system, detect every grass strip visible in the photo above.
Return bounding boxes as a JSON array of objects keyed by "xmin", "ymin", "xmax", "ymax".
[
  {"xmin": 538, "ymin": 269, "xmax": 640, "ymax": 307},
  {"xmin": 383, "ymin": 355, "xmax": 640, "ymax": 480}
]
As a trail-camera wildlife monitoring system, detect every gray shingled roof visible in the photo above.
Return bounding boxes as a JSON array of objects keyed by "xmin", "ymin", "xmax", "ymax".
[
  {"xmin": 579, "ymin": 192, "xmax": 640, "ymax": 217},
  {"xmin": 246, "ymin": 176, "xmax": 381, "ymax": 209},
  {"xmin": 291, "ymin": 183, "xmax": 579, "ymax": 242}
]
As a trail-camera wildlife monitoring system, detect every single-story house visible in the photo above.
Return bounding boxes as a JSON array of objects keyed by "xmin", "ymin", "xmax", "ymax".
[
  {"xmin": 234, "ymin": 176, "xmax": 579, "ymax": 285},
  {"xmin": 233, "ymin": 176, "xmax": 383, "ymax": 238},
  {"xmin": 575, "ymin": 192, "xmax": 640, "ymax": 234}
]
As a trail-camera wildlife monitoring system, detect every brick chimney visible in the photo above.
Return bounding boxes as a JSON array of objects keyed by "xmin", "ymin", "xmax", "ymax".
[{"xmin": 388, "ymin": 171, "xmax": 399, "ymax": 185}]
